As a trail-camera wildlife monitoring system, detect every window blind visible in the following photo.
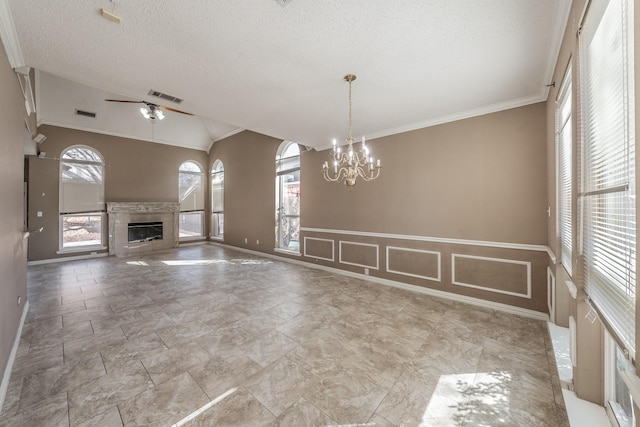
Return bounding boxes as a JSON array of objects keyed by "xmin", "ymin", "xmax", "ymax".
[
  {"xmin": 579, "ymin": 0, "xmax": 636, "ymax": 355},
  {"xmin": 557, "ymin": 63, "xmax": 573, "ymax": 276}
]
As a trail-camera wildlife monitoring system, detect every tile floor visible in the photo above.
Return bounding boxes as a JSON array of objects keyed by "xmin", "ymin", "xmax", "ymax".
[{"xmin": 0, "ymin": 245, "xmax": 569, "ymax": 426}]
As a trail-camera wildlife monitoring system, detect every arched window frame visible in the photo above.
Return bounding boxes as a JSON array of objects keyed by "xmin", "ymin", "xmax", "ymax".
[
  {"xmin": 58, "ymin": 145, "xmax": 106, "ymax": 252},
  {"xmin": 178, "ymin": 160, "xmax": 205, "ymax": 240},
  {"xmin": 211, "ymin": 160, "xmax": 224, "ymax": 240},
  {"xmin": 275, "ymin": 141, "xmax": 300, "ymax": 253}
]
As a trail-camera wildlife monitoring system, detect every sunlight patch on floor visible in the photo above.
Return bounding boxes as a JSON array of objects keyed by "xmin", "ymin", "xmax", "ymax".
[{"xmin": 170, "ymin": 387, "xmax": 237, "ymax": 427}]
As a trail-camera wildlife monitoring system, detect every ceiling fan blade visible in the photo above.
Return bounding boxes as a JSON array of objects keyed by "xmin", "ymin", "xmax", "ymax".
[
  {"xmin": 104, "ymin": 99, "xmax": 145, "ymax": 104},
  {"xmin": 159, "ymin": 105, "xmax": 194, "ymax": 116}
]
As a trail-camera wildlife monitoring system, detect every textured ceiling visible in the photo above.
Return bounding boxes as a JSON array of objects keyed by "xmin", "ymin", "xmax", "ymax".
[{"xmin": 5, "ymin": 0, "xmax": 570, "ymax": 151}]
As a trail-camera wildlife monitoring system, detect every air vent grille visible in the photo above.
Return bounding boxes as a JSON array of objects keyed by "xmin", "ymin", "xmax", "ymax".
[
  {"xmin": 148, "ymin": 90, "xmax": 183, "ymax": 104},
  {"xmin": 76, "ymin": 109, "xmax": 96, "ymax": 118}
]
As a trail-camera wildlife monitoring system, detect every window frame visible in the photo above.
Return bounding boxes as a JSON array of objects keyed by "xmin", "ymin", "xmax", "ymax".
[
  {"xmin": 275, "ymin": 141, "xmax": 301, "ymax": 254},
  {"xmin": 178, "ymin": 160, "xmax": 205, "ymax": 240},
  {"xmin": 58, "ymin": 145, "xmax": 106, "ymax": 253},
  {"xmin": 578, "ymin": 0, "xmax": 636, "ymax": 357},
  {"xmin": 556, "ymin": 61, "xmax": 573, "ymax": 277},
  {"xmin": 211, "ymin": 160, "xmax": 224, "ymax": 240}
]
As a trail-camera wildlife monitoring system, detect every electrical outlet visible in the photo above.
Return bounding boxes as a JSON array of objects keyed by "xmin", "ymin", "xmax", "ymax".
[
  {"xmin": 244, "ymin": 237, "xmax": 248, "ymax": 244},
  {"xmin": 37, "ymin": 211, "xmax": 43, "ymax": 217},
  {"xmin": 364, "ymin": 268, "xmax": 369, "ymax": 276},
  {"xmin": 17, "ymin": 296, "xmax": 21, "ymax": 306},
  {"xmin": 256, "ymin": 240, "xmax": 260, "ymax": 245}
]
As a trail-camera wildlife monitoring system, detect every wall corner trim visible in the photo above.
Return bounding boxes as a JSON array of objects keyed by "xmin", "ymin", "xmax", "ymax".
[
  {"xmin": 0, "ymin": 300, "xmax": 29, "ymax": 413},
  {"xmin": 0, "ymin": 0, "xmax": 25, "ymax": 68}
]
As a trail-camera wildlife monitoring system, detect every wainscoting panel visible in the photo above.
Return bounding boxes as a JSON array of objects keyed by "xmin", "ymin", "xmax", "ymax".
[
  {"xmin": 452, "ymin": 254, "xmax": 531, "ymax": 298},
  {"xmin": 339, "ymin": 241, "xmax": 379, "ymax": 270},
  {"xmin": 299, "ymin": 227, "xmax": 549, "ymax": 314},
  {"xmin": 386, "ymin": 246, "xmax": 441, "ymax": 282},
  {"xmin": 303, "ymin": 237, "xmax": 334, "ymax": 261}
]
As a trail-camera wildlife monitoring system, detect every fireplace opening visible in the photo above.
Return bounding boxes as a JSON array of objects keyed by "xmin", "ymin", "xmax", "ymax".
[{"xmin": 128, "ymin": 221, "xmax": 163, "ymax": 243}]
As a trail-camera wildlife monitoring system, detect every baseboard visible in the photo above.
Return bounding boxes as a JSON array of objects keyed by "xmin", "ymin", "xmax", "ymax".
[
  {"xmin": 0, "ymin": 300, "xmax": 29, "ymax": 413},
  {"xmin": 27, "ymin": 252, "xmax": 108, "ymax": 266},
  {"xmin": 210, "ymin": 242, "xmax": 549, "ymax": 321}
]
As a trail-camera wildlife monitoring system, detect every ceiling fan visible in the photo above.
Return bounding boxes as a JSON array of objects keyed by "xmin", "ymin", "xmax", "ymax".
[{"xmin": 105, "ymin": 99, "xmax": 193, "ymax": 121}]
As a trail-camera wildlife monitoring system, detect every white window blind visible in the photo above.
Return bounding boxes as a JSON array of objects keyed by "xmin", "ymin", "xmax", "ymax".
[
  {"xmin": 60, "ymin": 147, "xmax": 105, "ymax": 214},
  {"xmin": 579, "ymin": 0, "xmax": 635, "ymax": 354},
  {"xmin": 557, "ymin": 63, "xmax": 573, "ymax": 276}
]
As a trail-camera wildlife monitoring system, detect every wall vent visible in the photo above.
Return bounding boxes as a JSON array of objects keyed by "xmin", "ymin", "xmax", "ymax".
[
  {"xmin": 76, "ymin": 109, "xmax": 96, "ymax": 118},
  {"xmin": 148, "ymin": 90, "xmax": 183, "ymax": 104}
]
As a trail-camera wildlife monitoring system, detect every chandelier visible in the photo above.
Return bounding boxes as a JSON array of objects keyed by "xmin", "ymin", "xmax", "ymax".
[{"xmin": 322, "ymin": 74, "xmax": 381, "ymax": 186}]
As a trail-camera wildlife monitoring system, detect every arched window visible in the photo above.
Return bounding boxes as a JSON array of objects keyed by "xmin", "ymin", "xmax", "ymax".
[
  {"xmin": 179, "ymin": 161, "xmax": 205, "ymax": 239},
  {"xmin": 211, "ymin": 160, "xmax": 224, "ymax": 239},
  {"xmin": 275, "ymin": 141, "xmax": 300, "ymax": 252},
  {"xmin": 59, "ymin": 145, "xmax": 105, "ymax": 250}
]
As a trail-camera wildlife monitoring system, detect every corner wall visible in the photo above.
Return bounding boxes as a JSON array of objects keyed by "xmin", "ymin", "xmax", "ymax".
[{"xmin": 211, "ymin": 102, "xmax": 550, "ymax": 314}]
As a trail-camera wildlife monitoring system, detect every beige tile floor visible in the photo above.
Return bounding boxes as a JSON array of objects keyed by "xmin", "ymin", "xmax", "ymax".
[{"xmin": 0, "ymin": 245, "xmax": 569, "ymax": 426}]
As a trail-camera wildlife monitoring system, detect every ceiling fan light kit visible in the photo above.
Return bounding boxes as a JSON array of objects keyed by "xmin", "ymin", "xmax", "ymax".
[{"xmin": 104, "ymin": 99, "xmax": 193, "ymax": 121}]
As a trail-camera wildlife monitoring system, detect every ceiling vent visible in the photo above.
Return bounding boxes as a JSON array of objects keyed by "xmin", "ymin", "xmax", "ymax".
[
  {"xmin": 148, "ymin": 90, "xmax": 183, "ymax": 104},
  {"xmin": 76, "ymin": 109, "xmax": 96, "ymax": 118},
  {"xmin": 274, "ymin": 0, "xmax": 294, "ymax": 6}
]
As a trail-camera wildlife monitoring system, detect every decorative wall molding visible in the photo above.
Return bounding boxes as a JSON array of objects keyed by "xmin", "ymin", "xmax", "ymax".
[
  {"xmin": 385, "ymin": 246, "xmax": 441, "ymax": 282},
  {"xmin": 451, "ymin": 253, "xmax": 532, "ymax": 299},
  {"xmin": 0, "ymin": 300, "xmax": 28, "ymax": 413},
  {"xmin": 210, "ymin": 242, "xmax": 549, "ymax": 322},
  {"xmin": 301, "ymin": 226, "xmax": 550, "ymax": 253},
  {"xmin": 0, "ymin": 0, "xmax": 25, "ymax": 68},
  {"xmin": 303, "ymin": 236, "xmax": 335, "ymax": 261},
  {"xmin": 339, "ymin": 240, "xmax": 379, "ymax": 270}
]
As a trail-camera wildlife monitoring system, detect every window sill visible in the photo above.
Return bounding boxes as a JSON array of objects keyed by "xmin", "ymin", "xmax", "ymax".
[
  {"xmin": 179, "ymin": 236, "xmax": 205, "ymax": 242},
  {"xmin": 209, "ymin": 236, "xmax": 224, "ymax": 242},
  {"xmin": 57, "ymin": 245, "xmax": 107, "ymax": 255},
  {"xmin": 274, "ymin": 248, "xmax": 301, "ymax": 256}
]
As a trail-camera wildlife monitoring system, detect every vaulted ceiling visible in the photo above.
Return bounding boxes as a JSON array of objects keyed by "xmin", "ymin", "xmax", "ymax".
[{"xmin": 1, "ymin": 0, "xmax": 571, "ymax": 151}]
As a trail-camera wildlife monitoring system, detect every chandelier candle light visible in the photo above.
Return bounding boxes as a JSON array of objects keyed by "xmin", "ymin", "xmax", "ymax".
[{"xmin": 322, "ymin": 74, "xmax": 381, "ymax": 187}]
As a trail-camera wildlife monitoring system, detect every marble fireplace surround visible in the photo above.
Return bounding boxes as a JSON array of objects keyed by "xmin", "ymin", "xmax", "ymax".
[{"xmin": 107, "ymin": 202, "xmax": 180, "ymax": 257}]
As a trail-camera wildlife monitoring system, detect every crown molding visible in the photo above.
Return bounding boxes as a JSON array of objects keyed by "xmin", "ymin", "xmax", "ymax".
[{"xmin": 0, "ymin": 0, "xmax": 24, "ymax": 68}]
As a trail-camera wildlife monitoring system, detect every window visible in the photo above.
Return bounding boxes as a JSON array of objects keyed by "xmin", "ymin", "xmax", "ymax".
[
  {"xmin": 579, "ymin": 0, "xmax": 636, "ymax": 354},
  {"xmin": 605, "ymin": 331, "xmax": 635, "ymax": 427},
  {"xmin": 59, "ymin": 146, "xmax": 105, "ymax": 250},
  {"xmin": 211, "ymin": 160, "xmax": 224, "ymax": 239},
  {"xmin": 557, "ymin": 62, "xmax": 573, "ymax": 276},
  {"xmin": 179, "ymin": 161, "xmax": 204, "ymax": 239},
  {"xmin": 275, "ymin": 142, "xmax": 300, "ymax": 252}
]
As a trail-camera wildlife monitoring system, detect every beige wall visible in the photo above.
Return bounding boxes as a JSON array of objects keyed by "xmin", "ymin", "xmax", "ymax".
[
  {"xmin": 27, "ymin": 125, "xmax": 208, "ymax": 261},
  {"xmin": 208, "ymin": 131, "xmax": 283, "ymax": 251},
  {"xmin": 0, "ymin": 43, "xmax": 28, "ymax": 390},
  {"xmin": 211, "ymin": 103, "xmax": 550, "ymax": 313}
]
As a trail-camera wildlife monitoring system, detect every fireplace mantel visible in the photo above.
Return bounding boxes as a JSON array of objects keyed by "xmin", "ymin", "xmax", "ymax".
[
  {"xmin": 106, "ymin": 202, "xmax": 180, "ymax": 214},
  {"xmin": 107, "ymin": 202, "xmax": 180, "ymax": 257}
]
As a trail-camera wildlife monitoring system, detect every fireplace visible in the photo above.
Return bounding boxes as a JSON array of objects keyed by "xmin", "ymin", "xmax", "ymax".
[
  {"xmin": 128, "ymin": 221, "xmax": 163, "ymax": 243},
  {"xmin": 107, "ymin": 202, "xmax": 180, "ymax": 257}
]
